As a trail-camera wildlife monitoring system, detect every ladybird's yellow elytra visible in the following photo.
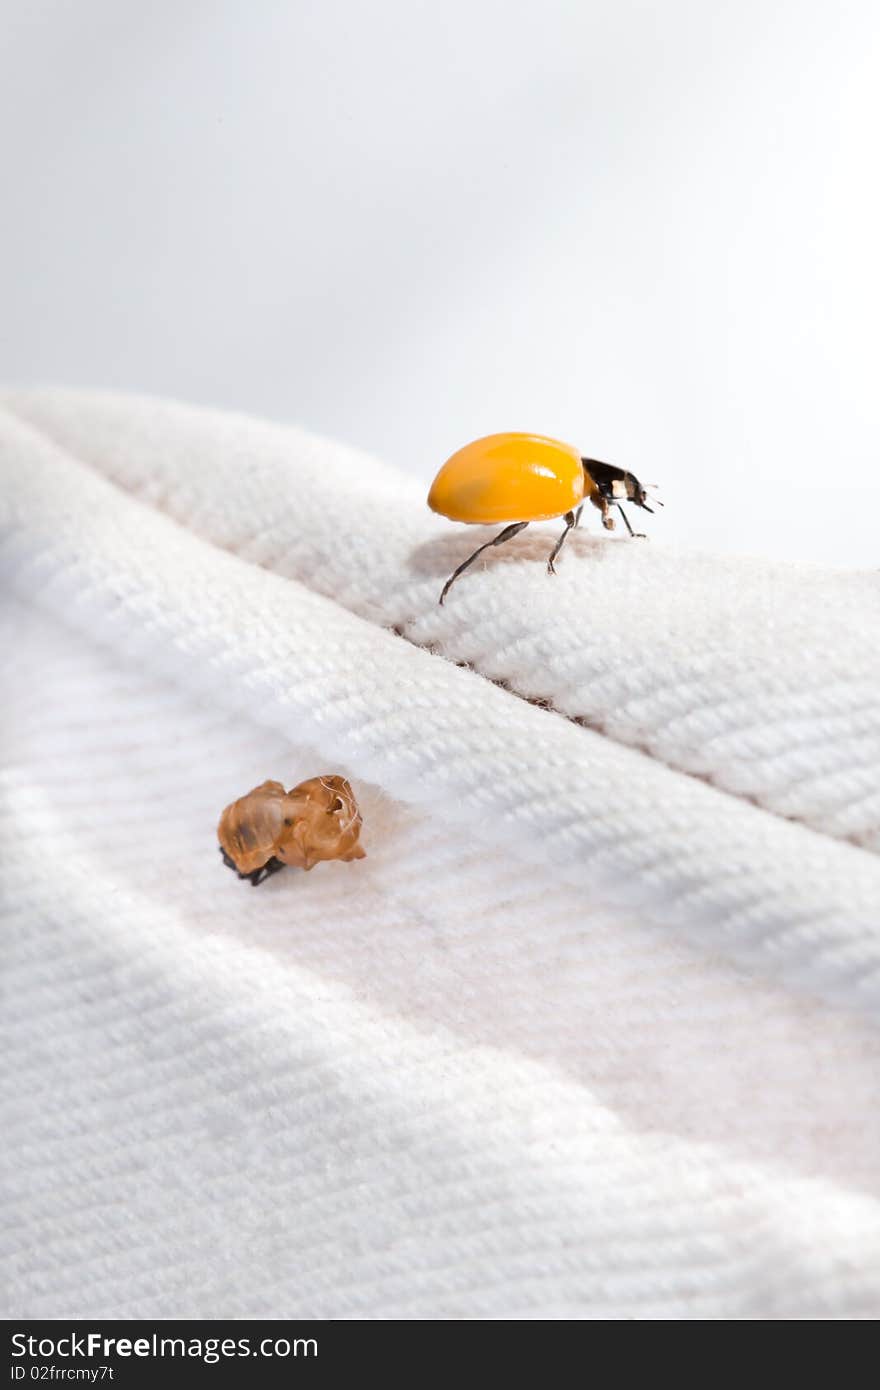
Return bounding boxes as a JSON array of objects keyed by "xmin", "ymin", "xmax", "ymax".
[{"xmin": 428, "ymin": 432, "xmax": 590, "ymax": 524}]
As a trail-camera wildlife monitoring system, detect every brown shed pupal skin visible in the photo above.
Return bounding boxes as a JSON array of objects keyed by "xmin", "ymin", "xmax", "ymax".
[{"xmin": 218, "ymin": 775, "xmax": 366, "ymax": 886}]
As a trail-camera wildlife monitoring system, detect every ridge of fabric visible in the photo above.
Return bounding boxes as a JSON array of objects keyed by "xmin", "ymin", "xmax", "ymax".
[{"xmin": 4, "ymin": 387, "xmax": 878, "ymax": 857}]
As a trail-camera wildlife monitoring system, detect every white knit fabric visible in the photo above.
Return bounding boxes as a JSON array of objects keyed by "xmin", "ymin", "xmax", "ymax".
[{"xmin": 2, "ymin": 389, "xmax": 879, "ymax": 1319}]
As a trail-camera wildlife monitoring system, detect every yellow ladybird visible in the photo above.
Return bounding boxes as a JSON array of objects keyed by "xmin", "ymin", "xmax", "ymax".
[{"xmin": 428, "ymin": 432, "xmax": 657, "ymax": 603}]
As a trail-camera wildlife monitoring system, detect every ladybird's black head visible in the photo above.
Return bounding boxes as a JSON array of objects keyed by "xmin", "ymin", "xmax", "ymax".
[
  {"xmin": 628, "ymin": 473, "xmax": 653, "ymax": 512},
  {"xmin": 582, "ymin": 459, "xmax": 655, "ymax": 511}
]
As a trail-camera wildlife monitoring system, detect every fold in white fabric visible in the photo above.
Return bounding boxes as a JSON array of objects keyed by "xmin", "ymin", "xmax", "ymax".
[{"xmin": 2, "ymin": 390, "xmax": 879, "ymax": 1318}]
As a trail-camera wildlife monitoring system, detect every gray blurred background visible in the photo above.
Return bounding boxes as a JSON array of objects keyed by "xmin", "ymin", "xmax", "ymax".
[{"xmin": 3, "ymin": 0, "xmax": 878, "ymax": 563}]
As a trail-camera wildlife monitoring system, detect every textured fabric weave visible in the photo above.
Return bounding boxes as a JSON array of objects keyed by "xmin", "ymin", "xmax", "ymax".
[{"xmin": 2, "ymin": 390, "xmax": 879, "ymax": 1319}]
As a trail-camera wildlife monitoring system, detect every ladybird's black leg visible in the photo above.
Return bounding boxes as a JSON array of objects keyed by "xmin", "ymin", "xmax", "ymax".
[
  {"xmin": 547, "ymin": 511, "xmax": 576, "ymax": 574},
  {"xmin": 439, "ymin": 521, "xmax": 529, "ymax": 604},
  {"xmin": 617, "ymin": 504, "xmax": 645, "ymax": 539},
  {"xmin": 574, "ymin": 504, "xmax": 584, "ymax": 528}
]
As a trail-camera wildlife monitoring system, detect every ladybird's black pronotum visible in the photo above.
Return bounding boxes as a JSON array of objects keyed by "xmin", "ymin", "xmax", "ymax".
[
  {"xmin": 428, "ymin": 432, "xmax": 661, "ymax": 603},
  {"xmin": 218, "ymin": 775, "xmax": 366, "ymax": 886}
]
